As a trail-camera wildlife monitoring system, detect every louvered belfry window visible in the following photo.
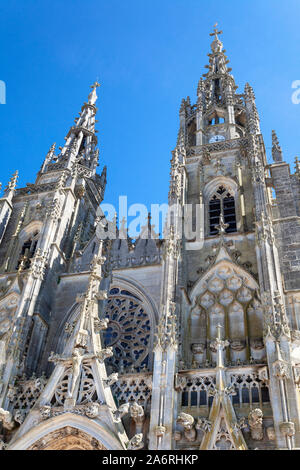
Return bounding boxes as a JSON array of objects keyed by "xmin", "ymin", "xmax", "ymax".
[{"xmin": 209, "ymin": 186, "xmax": 237, "ymax": 235}]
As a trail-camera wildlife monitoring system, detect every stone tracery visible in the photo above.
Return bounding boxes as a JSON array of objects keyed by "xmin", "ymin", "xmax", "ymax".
[
  {"xmin": 103, "ymin": 288, "xmax": 152, "ymax": 372},
  {"xmin": 190, "ymin": 261, "xmax": 265, "ymax": 366}
]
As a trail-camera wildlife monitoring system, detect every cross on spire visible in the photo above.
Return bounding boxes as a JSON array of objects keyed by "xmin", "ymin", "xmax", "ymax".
[
  {"xmin": 210, "ymin": 23, "xmax": 223, "ymax": 39},
  {"xmin": 91, "ymin": 80, "xmax": 101, "ymax": 90}
]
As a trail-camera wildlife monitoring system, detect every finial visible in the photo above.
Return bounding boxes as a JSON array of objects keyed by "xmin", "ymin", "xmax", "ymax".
[
  {"xmin": 244, "ymin": 82, "xmax": 255, "ymax": 99},
  {"xmin": 209, "ymin": 23, "xmax": 224, "ymax": 53},
  {"xmin": 197, "ymin": 78, "xmax": 205, "ymax": 96},
  {"xmin": 5, "ymin": 170, "xmax": 18, "ymax": 193},
  {"xmin": 45, "ymin": 143, "xmax": 56, "ymax": 162},
  {"xmin": 91, "ymin": 80, "xmax": 101, "ymax": 90},
  {"xmin": 179, "ymin": 98, "xmax": 186, "ymax": 114},
  {"xmin": 88, "ymin": 81, "xmax": 100, "ymax": 106},
  {"xmin": 209, "ymin": 23, "xmax": 223, "ymax": 39},
  {"xmin": 272, "ymin": 130, "xmax": 283, "ymax": 163}
]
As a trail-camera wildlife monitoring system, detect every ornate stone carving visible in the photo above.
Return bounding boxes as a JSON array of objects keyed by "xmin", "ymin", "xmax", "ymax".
[
  {"xmin": 127, "ymin": 433, "xmax": 144, "ymax": 450},
  {"xmin": 176, "ymin": 412, "xmax": 196, "ymax": 442},
  {"xmin": 293, "ymin": 365, "xmax": 300, "ymax": 385},
  {"xmin": 273, "ymin": 359, "xmax": 290, "ymax": 379},
  {"xmin": 103, "ymin": 290, "xmax": 151, "ymax": 371},
  {"xmin": 29, "ymin": 248, "xmax": 48, "ymax": 280},
  {"xmin": 39, "ymin": 405, "xmax": 52, "ymax": 420},
  {"xmin": 196, "ymin": 417, "xmax": 212, "ymax": 433},
  {"xmin": 84, "ymin": 402, "xmax": 101, "ymax": 419},
  {"xmin": 155, "ymin": 303, "xmax": 177, "ymax": 352},
  {"xmin": 112, "ymin": 403, "xmax": 130, "ymax": 422},
  {"xmin": 28, "ymin": 426, "xmax": 106, "ymax": 450},
  {"xmin": 174, "ymin": 374, "xmax": 187, "ymax": 392},
  {"xmin": 230, "ymin": 339, "xmax": 246, "ymax": 351},
  {"xmin": 279, "ymin": 421, "xmax": 295, "ymax": 437},
  {"xmin": 155, "ymin": 425, "xmax": 166, "ymax": 437},
  {"xmin": 248, "ymin": 409, "xmax": 264, "ymax": 440},
  {"xmin": 103, "ymin": 373, "xmax": 119, "ymax": 387},
  {"xmin": 130, "ymin": 402, "xmax": 145, "ymax": 424},
  {"xmin": 0, "ymin": 408, "xmax": 15, "ymax": 430},
  {"xmin": 266, "ymin": 427, "xmax": 276, "ymax": 441},
  {"xmin": 94, "ymin": 317, "xmax": 109, "ymax": 333}
]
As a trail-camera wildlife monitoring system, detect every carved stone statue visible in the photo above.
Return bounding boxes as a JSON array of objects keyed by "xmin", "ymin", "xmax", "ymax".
[
  {"xmin": 248, "ymin": 408, "xmax": 264, "ymax": 440},
  {"xmin": 39, "ymin": 405, "xmax": 52, "ymax": 420},
  {"xmin": 49, "ymin": 346, "xmax": 113, "ymax": 401},
  {"xmin": 0, "ymin": 408, "xmax": 15, "ymax": 430},
  {"xmin": 85, "ymin": 402, "xmax": 101, "ymax": 419},
  {"xmin": 127, "ymin": 433, "xmax": 144, "ymax": 450},
  {"xmin": 103, "ymin": 372, "xmax": 119, "ymax": 387},
  {"xmin": 113, "ymin": 402, "xmax": 130, "ymax": 422},
  {"xmin": 130, "ymin": 402, "xmax": 145, "ymax": 424},
  {"xmin": 176, "ymin": 412, "xmax": 196, "ymax": 442}
]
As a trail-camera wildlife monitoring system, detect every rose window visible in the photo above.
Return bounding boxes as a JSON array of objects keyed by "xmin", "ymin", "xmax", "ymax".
[{"xmin": 103, "ymin": 288, "xmax": 151, "ymax": 372}]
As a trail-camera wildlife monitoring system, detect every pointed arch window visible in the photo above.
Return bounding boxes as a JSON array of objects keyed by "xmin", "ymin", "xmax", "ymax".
[
  {"xmin": 16, "ymin": 231, "xmax": 39, "ymax": 270},
  {"xmin": 209, "ymin": 186, "xmax": 237, "ymax": 235}
]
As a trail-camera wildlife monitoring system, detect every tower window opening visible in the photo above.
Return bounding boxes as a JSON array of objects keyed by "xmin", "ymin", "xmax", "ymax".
[
  {"xmin": 16, "ymin": 232, "xmax": 39, "ymax": 270},
  {"xmin": 209, "ymin": 186, "xmax": 237, "ymax": 235},
  {"xmin": 209, "ymin": 197, "xmax": 221, "ymax": 235}
]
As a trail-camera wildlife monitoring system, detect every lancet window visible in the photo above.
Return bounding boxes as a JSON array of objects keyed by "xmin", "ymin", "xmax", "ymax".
[{"xmin": 209, "ymin": 185, "xmax": 237, "ymax": 235}]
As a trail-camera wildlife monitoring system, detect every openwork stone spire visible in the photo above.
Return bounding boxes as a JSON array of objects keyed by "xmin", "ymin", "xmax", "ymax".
[{"xmin": 272, "ymin": 130, "xmax": 283, "ymax": 163}]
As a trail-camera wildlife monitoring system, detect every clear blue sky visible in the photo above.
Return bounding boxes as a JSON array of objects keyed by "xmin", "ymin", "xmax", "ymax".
[{"xmin": 0, "ymin": 0, "xmax": 300, "ymax": 228}]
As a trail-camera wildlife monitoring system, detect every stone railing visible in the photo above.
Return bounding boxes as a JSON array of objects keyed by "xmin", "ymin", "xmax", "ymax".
[
  {"xmin": 112, "ymin": 372, "xmax": 153, "ymax": 408},
  {"xmin": 176, "ymin": 365, "xmax": 270, "ymax": 410}
]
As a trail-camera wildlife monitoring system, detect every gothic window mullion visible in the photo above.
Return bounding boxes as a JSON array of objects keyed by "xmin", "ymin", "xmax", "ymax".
[{"xmin": 209, "ymin": 186, "xmax": 237, "ymax": 236}]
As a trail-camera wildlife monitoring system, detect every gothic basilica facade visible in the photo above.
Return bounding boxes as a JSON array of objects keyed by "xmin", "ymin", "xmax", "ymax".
[{"xmin": 0, "ymin": 28, "xmax": 300, "ymax": 450}]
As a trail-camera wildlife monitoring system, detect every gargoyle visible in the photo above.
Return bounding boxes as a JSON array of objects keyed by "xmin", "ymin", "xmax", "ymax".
[
  {"xmin": 112, "ymin": 402, "xmax": 130, "ymax": 422},
  {"xmin": 127, "ymin": 433, "xmax": 144, "ymax": 450},
  {"xmin": 176, "ymin": 412, "xmax": 196, "ymax": 442}
]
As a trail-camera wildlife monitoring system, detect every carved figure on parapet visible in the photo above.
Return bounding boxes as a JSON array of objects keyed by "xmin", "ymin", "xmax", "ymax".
[
  {"xmin": 112, "ymin": 402, "xmax": 130, "ymax": 422},
  {"xmin": 248, "ymin": 409, "xmax": 264, "ymax": 440},
  {"xmin": 176, "ymin": 412, "xmax": 196, "ymax": 442},
  {"xmin": 103, "ymin": 373, "xmax": 118, "ymax": 387},
  {"xmin": 0, "ymin": 408, "xmax": 16, "ymax": 430},
  {"xmin": 127, "ymin": 433, "xmax": 144, "ymax": 450},
  {"xmin": 130, "ymin": 402, "xmax": 145, "ymax": 425},
  {"xmin": 94, "ymin": 317, "xmax": 109, "ymax": 333}
]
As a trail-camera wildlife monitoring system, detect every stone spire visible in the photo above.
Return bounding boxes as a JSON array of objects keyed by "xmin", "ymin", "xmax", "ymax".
[
  {"xmin": 203, "ymin": 24, "xmax": 233, "ymax": 80},
  {"xmin": 45, "ymin": 82, "xmax": 101, "ymax": 175},
  {"xmin": 40, "ymin": 143, "xmax": 56, "ymax": 174},
  {"xmin": 272, "ymin": 130, "xmax": 283, "ymax": 163},
  {"xmin": 87, "ymin": 81, "xmax": 100, "ymax": 106},
  {"xmin": 7, "ymin": 240, "xmax": 129, "ymax": 450}
]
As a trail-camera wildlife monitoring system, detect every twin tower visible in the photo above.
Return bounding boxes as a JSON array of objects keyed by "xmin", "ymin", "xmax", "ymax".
[{"xmin": 0, "ymin": 27, "xmax": 300, "ymax": 450}]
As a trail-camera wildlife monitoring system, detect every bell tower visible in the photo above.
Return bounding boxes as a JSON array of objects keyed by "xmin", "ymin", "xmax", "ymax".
[
  {"xmin": 0, "ymin": 83, "xmax": 107, "ymax": 407},
  {"xmin": 151, "ymin": 25, "xmax": 300, "ymax": 450}
]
